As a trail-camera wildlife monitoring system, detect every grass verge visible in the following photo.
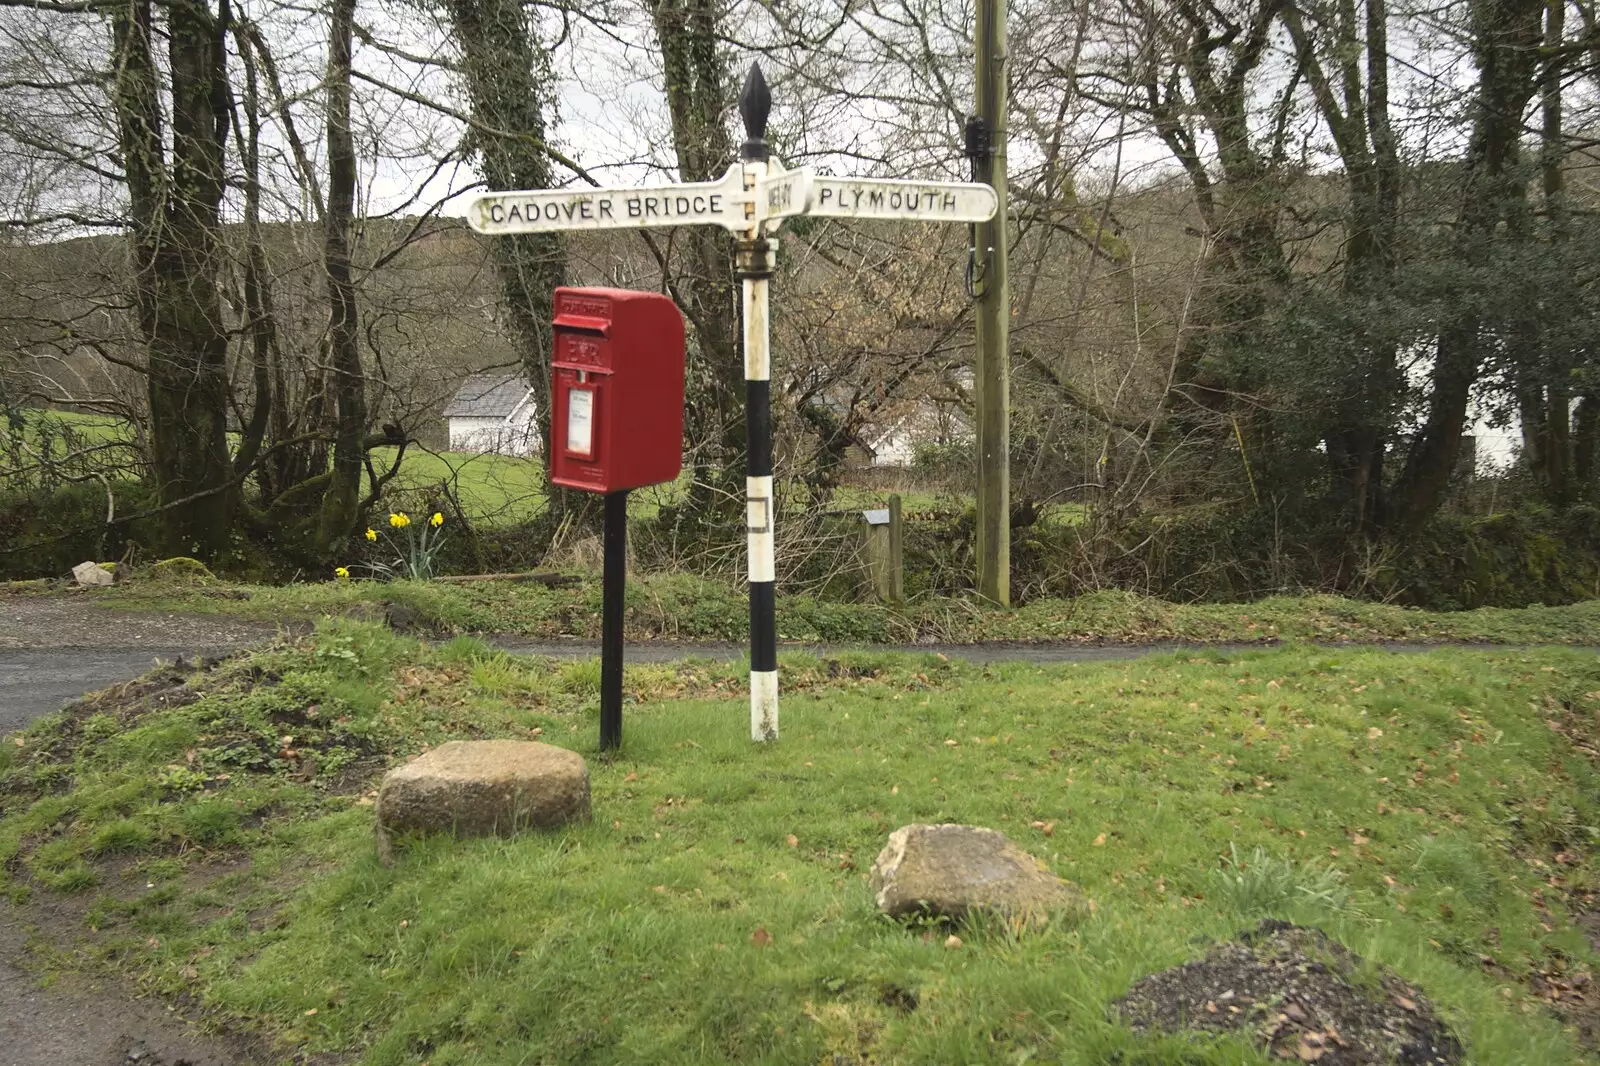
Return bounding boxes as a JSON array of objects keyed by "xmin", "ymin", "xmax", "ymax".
[
  {"xmin": 3, "ymin": 625, "xmax": 1599, "ymax": 1062},
  {"xmin": 64, "ymin": 571, "xmax": 1600, "ymax": 647}
]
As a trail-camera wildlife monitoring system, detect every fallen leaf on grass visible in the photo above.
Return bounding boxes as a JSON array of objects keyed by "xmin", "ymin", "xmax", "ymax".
[
  {"xmin": 751, "ymin": 927, "xmax": 772, "ymax": 947},
  {"xmin": 1093, "ymin": 833, "xmax": 1107, "ymax": 846},
  {"xmin": 1289, "ymin": 1033, "xmax": 1328, "ymax": 1061},
  {"xmin": 623, "ymin": 772, "xmax": 638, "ymax": 782},
  {"xmin": 786, "ymin": 834, "xmax": 799, "ymax": 848}
]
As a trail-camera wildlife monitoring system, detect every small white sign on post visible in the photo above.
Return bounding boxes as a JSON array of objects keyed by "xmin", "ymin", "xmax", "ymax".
[
  {"xmin": 758, "ymin": 166, "xmax": 812, "ymax": 223},
  {"xmin": 464, "ymin": 62, "xmax": 999, "ymax": 746}
]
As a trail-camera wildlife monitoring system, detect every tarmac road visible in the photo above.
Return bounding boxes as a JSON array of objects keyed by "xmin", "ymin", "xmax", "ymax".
[
  {"xmin": 0, "ymin": 639, "xmax": 1204, "ymax": 731},
  {"xmin": 0, "ymin": 645, "xmax": 232, "ymax": 735},
  {"xmin": 0, "ymin": 634, "xmax": 1533, "ymax": 735}
]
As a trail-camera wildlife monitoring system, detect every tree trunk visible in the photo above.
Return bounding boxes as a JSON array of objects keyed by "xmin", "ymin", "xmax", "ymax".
[
  {"xmin": 650, "ymin": 0, "xmax": 742, "ymax": 519},
  {"xmin": 1284, "ymin": 0, "xmax": 1401, "ymax": 537},
  {"xmin": 231, "ymin": 26, "xmax": 275, "ymax": 485},
  {"xmin": 238, "ymin": 22, "xmax": 327, "ymax": 506},
  {"xmin": 116, "ymin": 0, "xmax": 236, "ymax": 561},
  {"xmin": 313, "ymin": 0, "xmax": 366, "ymax": 558},
  {"xmin": 1575, "ymin": 393, "xmax": 1599, "ymax": 492},
  {"xmin": 1387, "ymin": 0, "xmax": 1543, "ymax": 532},
  {"xmin": 444, "ymin": 0, "xmax": 573, "ymax": 521},
  {"xmin": 1526, "ymin": 0, "xmax": 1571, "ymax": 504}
]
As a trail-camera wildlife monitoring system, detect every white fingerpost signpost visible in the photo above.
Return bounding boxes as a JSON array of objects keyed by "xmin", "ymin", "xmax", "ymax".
[
  {"xmin": 736, "ymin": 67, "xmax": 781, "ymax": 744},
  {"xmin": 466, "ymin": 62, "xmax": 998, "ymax": 744}
]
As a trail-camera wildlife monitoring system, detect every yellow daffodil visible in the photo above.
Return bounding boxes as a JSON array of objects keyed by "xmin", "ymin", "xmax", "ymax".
[
  {"xmin": 334, "ymin": 566, "xmax": 350, "ymax": 581},
  {"xmin": 430, "ymin": 512, "xmax": 444, "ymax": 528},
  {"xmin": 389, "ymin": 512, "xmax": 410, "ymax": 529},
  {"xmin": 365, "ymin": 528, "xmax": 377, "ymax": 542}
]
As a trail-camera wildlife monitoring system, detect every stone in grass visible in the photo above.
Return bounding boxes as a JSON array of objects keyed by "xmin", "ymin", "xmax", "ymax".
[
  {"xmin": 383, "ymin": 601, "xmax": 425, "ymax": 633},
  {"xmin": 376, "ymin": 740, "xmax": 589, "ymax": 864},
  {"xmin": 1113, "ymin": 920, "xmax": 1462, "ymax": 1064},
  {"xmin": 71, "ymin": 561, "xmax": 115, "ymax": 586},
  {"xmin": 869, "ymin": 823, "xmax": 1087, "ymax": 923}
]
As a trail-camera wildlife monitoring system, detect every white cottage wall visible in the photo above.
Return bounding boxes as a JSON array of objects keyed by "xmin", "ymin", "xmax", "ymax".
[
  {"xmin": 870, "ymin": 428, "xmax": 918, "ymax": 467},
  {"xmin": 449, "ymin": 414, "xmax": 541, "ymax": 456}
]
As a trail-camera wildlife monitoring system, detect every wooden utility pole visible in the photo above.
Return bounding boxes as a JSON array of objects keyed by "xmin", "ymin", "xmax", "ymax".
[{"xmin": 973, "ymin": 0, "xmax": 1010, "ymax": 605}]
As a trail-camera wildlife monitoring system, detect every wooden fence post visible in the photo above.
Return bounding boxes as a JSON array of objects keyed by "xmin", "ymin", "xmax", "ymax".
[
  {"xmin": 887, "ymin": 493, "xmax": 904, "ymax": 604},
  {"xmin": 863, "ymin": 495, "xmax": 905, "ymax": 605}
]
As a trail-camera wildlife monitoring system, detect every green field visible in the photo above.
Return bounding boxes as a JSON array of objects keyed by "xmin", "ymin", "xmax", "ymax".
[
  {"xmin": 366, "ymin": 444, "xmax": 548, "ymax": 524},
  {"xmin": 6, "ymin": 408, "xmax": 136, "ymax": 458},
  {"xmin": 8, "ymin": 409, "xmax": 555, "ymax": 525},
  {"xmin": 2, "ymin": 628, "xmax": 1597, "ymax": 1062},
  {"xmin": 9, "ymin": 410, "xmax": 948, "ymax": 528}
]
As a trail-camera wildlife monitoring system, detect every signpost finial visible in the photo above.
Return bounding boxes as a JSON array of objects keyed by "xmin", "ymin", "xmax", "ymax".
[{"xmin": 739, "ymin": 63, "xmax": 771, "ymax": 162}]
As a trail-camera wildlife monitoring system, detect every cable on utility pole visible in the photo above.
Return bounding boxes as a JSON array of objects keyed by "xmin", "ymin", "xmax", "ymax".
[{"xmin": 973, "ymin": 0, "xmax": 1011, "ymax": 606}]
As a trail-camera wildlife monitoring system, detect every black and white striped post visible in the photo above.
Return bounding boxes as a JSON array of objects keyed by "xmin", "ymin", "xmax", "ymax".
[{"xmin": 738, "ymin": 64, "xmax": 779, "ymax": 742}]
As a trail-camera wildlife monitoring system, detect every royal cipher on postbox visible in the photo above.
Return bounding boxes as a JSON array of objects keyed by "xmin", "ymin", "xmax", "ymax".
[{"xmin": 549, "ymin": 287, "xmax": 686, "ymax": 494}]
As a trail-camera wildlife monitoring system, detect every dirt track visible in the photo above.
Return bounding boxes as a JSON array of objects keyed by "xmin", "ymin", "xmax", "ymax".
[
  {"xmin": 0, "ymin": 594, "xmax": 280, "ymax": 651},
  {"xmin": 0, "ymin": 916, "xmax": 257, "ymax": 1065}
]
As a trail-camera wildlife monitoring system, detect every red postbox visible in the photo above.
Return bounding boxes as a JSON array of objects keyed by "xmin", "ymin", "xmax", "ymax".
[{"xmin": 549, "ymin": 287, "xmax": 686, "ymax": 494}]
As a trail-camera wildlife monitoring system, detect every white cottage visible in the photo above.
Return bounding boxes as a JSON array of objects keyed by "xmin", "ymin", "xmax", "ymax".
[
  {"xmin": 442, "ymin": 373, "xmax": 541, "ymax": 456},
  {"xmin": 866, "ymin": 401, "xmax": 973, "ymax": 467}
]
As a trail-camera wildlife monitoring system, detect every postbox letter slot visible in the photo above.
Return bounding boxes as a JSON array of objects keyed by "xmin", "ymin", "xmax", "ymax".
[{"xmin": 553, "ymin": 313, "xmax": 610, "ymax": 335}]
